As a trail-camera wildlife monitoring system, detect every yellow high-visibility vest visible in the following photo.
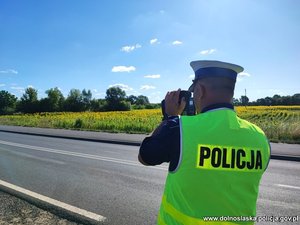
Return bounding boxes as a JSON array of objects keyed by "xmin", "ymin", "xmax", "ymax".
[{"xmin": 158, "ymin": 109, "xmax": 270, "ymax": 225}]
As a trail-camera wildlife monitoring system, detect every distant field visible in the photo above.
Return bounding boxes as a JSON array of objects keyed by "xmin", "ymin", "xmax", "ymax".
[
  {"xmin": 236, "ymin": 106, "xmax": 300, "ymax": 143},
  {"xmin": 0, "ymin": 106, "xmax": 299, "ymax": 143}
]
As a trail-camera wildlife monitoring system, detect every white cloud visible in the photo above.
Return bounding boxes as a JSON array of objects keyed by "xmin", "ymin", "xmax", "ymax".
[
  {"xmin": 144, "ymin": 74, "xmax": 160, "ymax": 79},
  {"xmin": 237, "ymin": 72, "xmax": 251, "ymax": 82},
  {"xmin": 109, "ymin": 83, "xmax": 133, "ymax": 91},
  {"xmin": 27, "ymin": 85, "xmax": 34, "ymax": 88},
  {"xmin": 150, "ymin": 38, "xmax": 159, "ymax": 45},
  {"xmin": 238, "ymin": 72, "xmax": 251, "ymax": 77},
  {"xmin": 121, "ymin": 44, "xmax": 142, "ymax": 53},
  {"xmin": 0, "ymin": 69, "xmax": 18, "ymax": 74},
  {"xmin": 140, "ymin": 85, "xmax": 156, "ymax": 90},
  {"xmin": 172, "ymin": 40, "xmax": 183, "ymax": 45},
  {"xmin": 11, "ymin": 86, "xmax": 24, "ymax": 91},
  {"xmin": 121, "ymin": 46, "xmax": 135, "ymax": 52},
  {"xmin": 111, "ymin": 66, "xmax": 136, "ymax": 72},
  {"xmin": 200, "ymin": 49, "xmax": 217, "ymax": 55},
  {"xmin": 0, "ymin": 84, "xmax": 5, "ymax": 87},
  {"xmin": 189, "ymin": 74, "xmax": 194, "ymax": 79}
]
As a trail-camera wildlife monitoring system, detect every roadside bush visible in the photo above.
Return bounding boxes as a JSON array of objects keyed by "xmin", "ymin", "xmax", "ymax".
[
  {"xmin": 106, "ymin": 101, "xmax": 131, "ymax": 111},
  {"xmin": 74, "ymin": 118, "xmax": 84, "ymax": 128}
]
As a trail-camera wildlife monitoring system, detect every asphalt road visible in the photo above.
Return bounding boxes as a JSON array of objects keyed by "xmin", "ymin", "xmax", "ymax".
[
  {"xmin": 0, "ymin": 125, "xmax": 299, "ymax": 159},
  {"xmin": 0, "ymin": 132, "xmax": 299, "ymax": 225}
]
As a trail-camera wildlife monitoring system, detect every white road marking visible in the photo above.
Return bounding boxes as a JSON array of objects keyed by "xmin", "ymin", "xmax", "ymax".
[
  {"xmin": 0, "ymin": 147, "xmax": 65, "ymax": 165},
  {"xmin": 257, "ymin": 198, "xmax": 300, "ymax": 210},
  {"xmin": 0, "ymin": 179, "xmax": 106, "ymax": 223},
  {"xmin": 276, "ymin": 184, "xmax": 300, "ymax": 190},
  {"xmin": 0, "ymin": 140, "xmax": 168, "ymax": 171}
]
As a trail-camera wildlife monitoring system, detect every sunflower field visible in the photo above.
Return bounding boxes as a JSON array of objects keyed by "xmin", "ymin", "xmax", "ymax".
[{"xmin": 0, "ymin": 106, "xmax": 299, "ymax": 143}]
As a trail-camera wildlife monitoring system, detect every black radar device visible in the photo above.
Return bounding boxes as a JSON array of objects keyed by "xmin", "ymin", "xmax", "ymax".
[{"xmin": 161, "ymin": 90, "xmax": 195, "ymax": 120}]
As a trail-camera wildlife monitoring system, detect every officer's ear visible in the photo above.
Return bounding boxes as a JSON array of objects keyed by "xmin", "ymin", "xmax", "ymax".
[
  {"xmin": 195, "ymin": 81, "xmax": 206, "ymax": 100},
  {"xmin": 193, "ymin": 80, "xmax": 206, "ymax": 114}
]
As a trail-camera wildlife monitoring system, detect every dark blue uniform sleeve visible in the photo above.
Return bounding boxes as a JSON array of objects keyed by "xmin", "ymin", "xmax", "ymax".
[{"xmin": 139, "ymin": 116, "xmax": 180, "ymax": 172}]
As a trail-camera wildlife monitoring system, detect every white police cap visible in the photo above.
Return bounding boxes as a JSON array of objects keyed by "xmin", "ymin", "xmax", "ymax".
[{"xmin": 188, "ymin": 60, "xmax": 244, "ymax": 92}]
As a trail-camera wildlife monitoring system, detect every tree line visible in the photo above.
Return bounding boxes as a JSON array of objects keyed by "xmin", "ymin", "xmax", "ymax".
[
  {"xmin": 233, "ymin": 94, "xmax": 300, "ymax": 106},
  {"xmin": 1, "ymin": 87, "xmax": 299, "ymax": 115},
  {"xmin": 0, "ymin": 87, "xmax": 160, "ymax": 115}
]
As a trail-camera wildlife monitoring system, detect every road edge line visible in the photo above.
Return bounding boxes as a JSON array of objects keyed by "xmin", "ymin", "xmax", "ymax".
[
  {"xmin": 0, "ymin": 179, "xmax": 106, "ymax": 225},
  {"xmin": 270, "ymin": 154, "xmax": 300, "ymax": 162},
  {"xmin": 0, "ymin": 129, "xmax": 141, "ymax": 146}
]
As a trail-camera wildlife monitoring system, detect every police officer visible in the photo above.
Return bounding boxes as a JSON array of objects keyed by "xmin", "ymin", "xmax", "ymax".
[{"xmin": 138, "ymin": 60, "xmax": 270, "ymax": 225}]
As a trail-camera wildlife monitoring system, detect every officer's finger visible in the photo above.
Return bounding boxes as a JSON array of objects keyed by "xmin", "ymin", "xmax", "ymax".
[
  {"xmin": 179, "ymin": 97, "xmax": 186, "ymax": 112},
  {"xmin": 166, "ymin": 91, "xmax": 176, "ymax": 102},
  {"xmin": 167, "ymin": 90, "xmax": 177, "ymax": 101},
  {"xmin": 164, "ymin": 91, "xmax": 170, "ymax": 100},
  {"xmin": 165, "ymin": 91, "xmax": 175, "ymax": 108},
  {"xmin": 174, "ymin": 89, "xmax": 181, "ymax": 103}
]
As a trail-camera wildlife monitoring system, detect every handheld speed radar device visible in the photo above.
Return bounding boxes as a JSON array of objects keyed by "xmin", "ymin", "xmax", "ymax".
[{"xmin": 161, "ymin": 90, "xmax": 195, "ymax": 120}]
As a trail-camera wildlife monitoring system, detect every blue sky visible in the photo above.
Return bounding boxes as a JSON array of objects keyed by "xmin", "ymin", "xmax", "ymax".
[{"xmin": 0, "ymin": 0, "xmax": 299, "ymax": 103}]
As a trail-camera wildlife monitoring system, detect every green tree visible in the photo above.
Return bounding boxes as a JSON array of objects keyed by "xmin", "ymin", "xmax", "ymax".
[
  {"xmin": 292, "ymin": 94, "xmax": 300, "ymax": 105},
  {"xmin": 47, "ymin": 87, "xmax": 65, "ymax": 111},
  {"xmin": 232, "ymin": 98, "xmax": 240, "ymax": 106},
  {"xmin": 256, "ymin": 98, "xmax": 266, "ymax": 105},
  {"xmin": 272, "ymin": 94, "xmax": 281, "ymax": 105},
  {"xmin": 0, "ymin": 90, "xmax": 17, "ymax": 114},
  {"xmin": 240, "ymin": 95, "xmax": 249, "ymax": 106},
  {"xmin": 64, "ymin": 89, "xmax": 85, "ymax": 112},
  {"xmin": 90, "ymin": 99, "xmax": 107, "ymax": 111},
  {"xmin": 265, "ymin": 97, "xmax": 273, "ymax": 105},
  {"xmin": 127, "ymin": 95, "xmax": 138, "ymax": 105},
  {"xmin": 105, "ymin": 87, "xmax": 130, "ymax": 111},
  {"xmin": 40, "ymin": 87, "xmax": 65, "ymax": 112},
  {"xmin": 18, "ymin": 87, "xmax": 39, "ymax": 113},
  {"xmin": 136, "ymin": 95, "xmax": 149, "ymax": 105},
  {"xmin": 106, "ymin": 87, "xmax": 126, "ymax": 104},
  {"xmin": 82, "ymin": 89, "xmax": 92, "ymax": 110}
]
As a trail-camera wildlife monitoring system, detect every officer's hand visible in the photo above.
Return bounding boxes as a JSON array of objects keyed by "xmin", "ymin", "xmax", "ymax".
[{"xmin": 165, "ymin": 89, "xmax": 186, "ymax": 116}]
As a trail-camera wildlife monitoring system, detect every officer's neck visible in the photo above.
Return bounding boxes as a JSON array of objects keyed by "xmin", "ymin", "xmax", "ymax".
[{"xmin": 198, "ymin": 99, "xmax": 233, "ymax": 114}]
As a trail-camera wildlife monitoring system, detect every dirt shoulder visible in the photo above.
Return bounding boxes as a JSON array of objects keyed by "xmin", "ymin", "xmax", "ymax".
[{"xmin": 0, "ymin": 191, "xmax": 81, "ymax": 225}]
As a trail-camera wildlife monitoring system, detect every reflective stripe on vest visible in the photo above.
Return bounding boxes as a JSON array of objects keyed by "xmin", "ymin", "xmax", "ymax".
[
  {"xmin": 158, "ymin": 109, "xmax": 270, "ymax": 225},
  {"xmin": 158, "ymin": 195, "xmax": 243, "ymax": 225}
]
